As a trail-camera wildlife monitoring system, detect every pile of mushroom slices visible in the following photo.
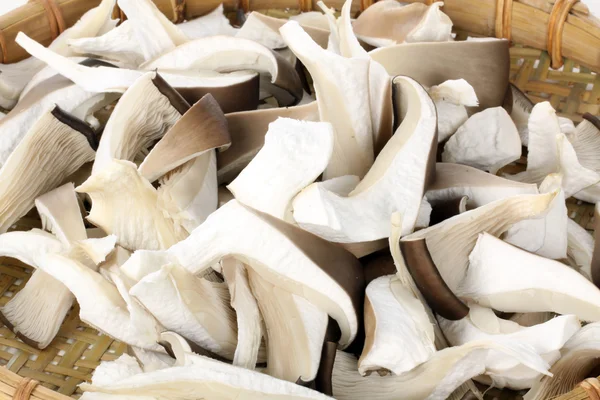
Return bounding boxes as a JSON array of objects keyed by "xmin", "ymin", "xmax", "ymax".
[{"xmin": 2, "ymin": 0, "xmax": 600, "ymax": 398}]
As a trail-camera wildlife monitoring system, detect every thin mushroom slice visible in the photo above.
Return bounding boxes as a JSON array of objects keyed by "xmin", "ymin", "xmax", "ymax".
[
  {"xmin": 121, "ymin": 200, "xmax": 364, "ymax": 348},
  {"xmin": 401, "ymin": 192, "xmax": 556, "ymax": 291},
  {"xmin": 280, "ymin": 21, "xmax": 374, "ymax": 179},
  {"xmin": 359, "ymin": 275, "xmax": 435, "ymax": 377},
  {"xmin": 442, "ymin": 107, "xmax": 522, "ymax": 174},
  {"xmin": 227, "ymin": 117, "xmax": 334, "ymax": 220},
  {"xmin": 178, "ymin": 4, "xmax": 238, "ymax": 39},
  {"xmin": 0, "ymin": 0, "xmax": 117, "ymax": 109},
  {"xmin": 506, "ymin": 83, "xmax": 534, "ymax": 145},
  {"xmin": 525, "ymin": 322, "xmax": 600, "ymax": 400},
  {"xmin": 333, "ymin": 341, "xmax": 549, "ymax": 400},
  {"xmin": 567, "ymin": 218, "xmax": 594, "ymax": 279},
  {"xmin": 370, "ymin": 39, "xmax": 509, "ymax": 110},
  {"xmin": 428, "ymin": 79, "xmax": 479, "ymax": 142},
  {"xmin": 92, "ymin": 71, "xmax": 188, "ymax": 175},
  {"xmin": 218, "ymin": 101, "xmax": 319, "ymax": 184},
  {"xmin": 77, "ymin": 160, "xmax": 186, "ymax": 251},
  {"xmin": 569, "ymin": 114, "xmax": 600, "ymax": 173},
  {"xmin": 221, "ymin": 258, "xmax": 264, "ymax": 369},
  {"xmin": 129, "ymin": 263, "xmax": 237, "ymax": 360},
  {"xmin": 141, "ymin": 36, "xmax": 303, "ymax": 107},
  {"xmin": 458, "ymin": 233, "xmax": 600, "ymax": 321},
  {"xmin": 248, "ymin": 268, "xmax": 328, "ymax": 383},
  {"xmin": 292, "ymin": 75, "xmax": 437, "ymax": 242},
  {"xmin": 0, "ymin": 107, "xmax": 95, "ymax": 233}
]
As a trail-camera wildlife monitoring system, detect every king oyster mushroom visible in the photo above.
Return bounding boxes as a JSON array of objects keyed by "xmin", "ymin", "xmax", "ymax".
[
  {"xmin": 427, "ymin": 79, "xmax": 479, "ymax": 142},
  {"xmin": 0, "ymin": 0, "xmax": 117, "ymax": 110},
  {"xmin": 292, "ymin": 75, "xmax": 437, "ymax": 242},
  {"xmin": 567, "ymin": 218, "xmax": 594, "ymax": 279}
]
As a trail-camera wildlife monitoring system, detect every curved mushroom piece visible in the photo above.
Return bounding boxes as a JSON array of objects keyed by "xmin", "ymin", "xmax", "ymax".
[
  {"xmin": 438, "ymin": 305, "xmax": 580, "ymax": 390},
  {"xmin": 401, "ymin": 192, "xmax": 556, "ymax": 291},
  {"xmin": 292, "ymin": 76, "xmax": 437, "ymax": 242},
  {"xmin": 280, "ymin": 21, "xmax": 374, "ymax": 179},
  {"xmin": 370, "ymin": 39, "xmax": 510, "ymax": 110},
  {"xmin": 92, "ymin": 72, "xmax": 188, "ymax": 175},
  {"xmin": 442, "ymin": 107, "xmax": 522, "ymax": 174},
  {"xmin": 506, "ymin": 83, "xmax": 534, "ymax": 145},
  {"xmin": 178, "ymin": 5, "xmax": 238, "ymax": 39},
  {"xmin": 569, "ymin": 114, "xmax": 600, "ymax": 171},
  {"xmin": 333, "ymin": 342, "xmax": 549, "ymax": 400},
  {"xmin": 77, "ymin": 160, "xmax": 186, "ymax": 251},
  {"xmin": 457, "ymin": 233, "xmax": 600, "ymax": 321},
  {"xmin": 567, "ymin": 218, "xmax": 594, "ymax": 279},
  {"xmin": 0, "ymin": 107, "xmax": 96, "ymax": 233},
  {"xmin": 121, "ymin": 200, "xmax": 364, "ymax": 348},
  {"xmin": 290, "ymin": 12, "xmax": 330, "ymax": 31},
  {"xmin": 358, "ymin": 275, "xmax": 435, "ymax": 377},
  {"xmin": 129, "ymin": 263, "xmax": 238, "ymax": 360},
  {"xmin": 353, "ymin": 1, "xmax": 452, "ymax": 47},
  {"xmin": 80, "ymin": 340, "xmax": 331, "ymax": 399},
  {"xmin": 218, "ymin": 101, "xmax": 319, "ymax": 183},
  {"xmin": 141, "ymin": 36, "xmax": 303, "ymax": 107},
  {"xmin": 525, "ymin": 322, "xmax": 600, "ymax": 400},
  {"xmin": 227, "ymin": 118, "xmax": 334, "ymax": 220},
  {"xmin": 221, "ymin": 258, "xmax": 265, "ymax": 369},
  {"xmin": 0, "ymin": 0, "xmax": 117, "ymax": 109},
  {"xmin": 428, "ymin": 79, "xmax": 479, "ymax": 142},
  {"xmin": 16, "ymin": 32, "xmax": 260, "ymax": 111},
  {"xmin": 592, "ymin": 203, "xmax": 600, "ymax": 287}
]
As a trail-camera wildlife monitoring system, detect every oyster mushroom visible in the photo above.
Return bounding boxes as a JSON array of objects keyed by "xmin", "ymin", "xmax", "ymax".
[
  {"xmin": 457, "ymin": 233, "xmax": 600, "ymax": 321},
  {"xmin": 569, "ymin": 114, "xmax": 600, "ymax": 173},
  {"xmin": 567, "ymin": 218, "xmax": 594, "ymax": 279},
  {"xmin": 0, "ymin": 107, "xmax": 96, "ymax": 233},
  {"xmin": 178, "ymin": 5, "xmax": 238, "ymax": 39},
  {"xmin": 370, "ymin": 39, "xmax": 510, "ymax": 110},
  {"xmin": 292, "ymin": 75, "xmax": 437, "ymax": 242},
  {"xmin": 442, "ymin": 107, "xmax": 522, "ymax": 174},
  {"xmin": 218, "ymin": 101, "xmax": 319, "ymax": 184},
  {"xmin": 428, "ymin": 79, "xmax": 479, "ymax": 142}
]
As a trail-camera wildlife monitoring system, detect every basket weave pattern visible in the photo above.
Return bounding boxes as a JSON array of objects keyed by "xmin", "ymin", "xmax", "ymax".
[{"xmin": 0, "ymin": 0, "xmax": 598, "ymax": 398}]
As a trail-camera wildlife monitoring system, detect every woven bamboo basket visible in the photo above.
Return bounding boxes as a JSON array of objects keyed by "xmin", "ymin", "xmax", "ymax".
[{"xmin": 0, "ymin": 0, "xmax": 598, "ymax": 399}]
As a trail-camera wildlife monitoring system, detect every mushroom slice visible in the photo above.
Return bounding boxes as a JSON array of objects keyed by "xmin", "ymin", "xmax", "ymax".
[
  {"xmin": 401, "ymin": 192, "xmax": 556, "ymax": 291},
  {"xmin": 178, "ymin": 5, "xmax": 238, "ymax": 39},
  {"xmin": 0, "ymin": 0, "xmax": 117, "ymax": 109},
  {"xmin": 77, "ymin": 160, "xmax": 186, "ymax": 251},
  {"xmin": 567, "ymin": 218, "xmax": 594, "ymax": 279},
  {"xmin": 141, "ymin": 36, "xmax": 303, "ymax": 107},
  {"xmin": 221, "ymin": 258, "xmax": 264, "ymax": 369},
  {"xmin": 80, "ymin": 345, "xmax": 331, "ymax": 399},
  {"xmin": 292, "ymin": 75, "xmax": 437, "ymax": 242},
  {"xmin": 438, "ymin": 305, "xmax": 579, "ymax": 389},
  {"xmin": 16, "ymin": 32, "xmax": 259, "ymax": 107},
  {"xmin": 506, "ymin": 84, "xmax": 533, "ymax": 145},
  {"xmin": 359, "ymin": 275, "xmax": 435, "ymax": 376},
  {"xmin": 247, "ymin": 268, "xmax": 327, "ymax": 383},
  {"xmin": 0, "ymin": 107, "xmax": 95, "ymax": 233},
  {"xmin": 227, "ymin": 118, "xmax": 333, "ymax": 220},
  {"xmin": 121, "ymin": 200, "xmax": 363, "ymax": 348},
  {"xmin": 458, "ymin": 233, "xmax": 600, "ymax": 321},
  {"xmin": 428, "ymin": 79, "xmax": 479, "ymax": 142},
  {"xmin": 525, "ymin": 322, "xmax": 600, "ymax": 400},
  {"xmin": 130, "ymin": 263, "xmax": 237, "ymax": 360},
  {"xmin": 370, "ymin": 39, "xmax": 509, "ymax": 110},
  {"xmin": 280, "ymin": 21, "xmax": 374, "ymax": 179},
  {"xmin": 92, "ymin": 71, "xmax": 188, "ymax": 175},
  {"xmin": 507, "ymin": 102, "xmax": 600, "ymax": 197},
  {"xmin": 333, "ymin": 341, "xmax": 549, "ymax": 400},
  {"xmin": 569, "ymin": 114, "xmax": 600, "ymax": 172},
  {"xmin": 218, "ymin": 101, "xmax": 319, "ymax": 184},
  {"xmin": 352, "ymin": 0, "xmax": 452, "ymax": 47},
  {"xmin": 442, "ymin": 107, "xmax": 521, "ymax": 174}
]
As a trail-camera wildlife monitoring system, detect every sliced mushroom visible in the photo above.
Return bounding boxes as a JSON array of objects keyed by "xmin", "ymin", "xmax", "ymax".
[
  {"xmin": 359, "ymin": 275, "xmax": 435, "ymax": 376},
  {"xmin": 178, "ymin": 5, "xmax": 239, "ymax": 39},
  {"xmin": 567, "ymin": 218, "xmax": 594, "ymax": 279},
  {"xmin": 221, "ymin": 258, "xmax": 265, "ymax": 369},
  {"xmin": 438, "ymin": 304, "xmax": 580, "ymax": 389},
  {"xmin": 129, "ymin": 263, "xmax": 237, "ymax": 360},
  {"xmin": 442, "ymin": 107, "xmax": 521, "ymax": 174},
  {"xmin": 121, "ymin": 200, "xmax": 364, "ymax": 348},
  {"xmin": 370, "ymin": 39, "xmax": 509, "ymax": 110},
  {"xmin": 141, "ymin": 36, "xmax": 303, "ymax": 107},
  {"xmin": 0, "ymin": 107, "xmax": 95, "ymax": 233},
  {"xmin": 290, "ymin": 12, "xmax": 331, "ymax": 31},
  {"xmin": 227, "ymin": 117, "xmax": 334, "ymax": 220},
  {"xmin": 567, "ymin": 114, "xmax": 600, "ymax": 188},
  {"xmin": 428, "ymin": 79, "xmax": 479, "ymax": 142},
  {"xmin": 458, "ymin": 233, "xmax": 600, "ymax": 321},
  {"xmin": 525, "ymin": 322, "xmax": 600, "ymax": 400},
  {"xmin": 401, "ymin": 192, "xmax": 555, "ymax": 291},
  {"xmin": 218, "ymin": 101, "xmax": 319, "ymax": 183},
  {"xmin": 292, "ymin": 75, "xmax": 437, "ymax": 242},
  {"xmin": 77, "ymin": 160, "xmax": 187, "ymax": 251},
  {"xmin": 0, "ymin": 0, "xmax": 117, "ymax": 109}
]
